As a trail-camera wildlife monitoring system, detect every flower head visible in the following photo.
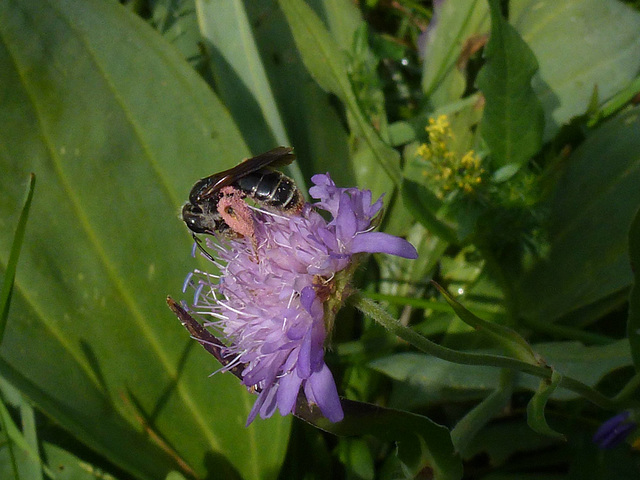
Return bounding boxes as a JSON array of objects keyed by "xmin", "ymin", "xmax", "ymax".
[
  {"xmin": 414, "ymin": 115, "xmax": 486, "ymax": 199},
  {"xmin": 184, "ymin": 173, "xmax": 417, "ymax": 425}
]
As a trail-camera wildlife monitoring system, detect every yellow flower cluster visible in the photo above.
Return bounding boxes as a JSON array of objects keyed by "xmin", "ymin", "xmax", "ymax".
[{"xmin": 415, "ymin": 115, "xmax": 485, "ymax": 199}]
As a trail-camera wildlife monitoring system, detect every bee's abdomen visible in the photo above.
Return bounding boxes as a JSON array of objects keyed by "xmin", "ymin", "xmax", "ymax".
[{"xmin": 235, "ymin": 170, "xmax": 302, "ymax": 212}]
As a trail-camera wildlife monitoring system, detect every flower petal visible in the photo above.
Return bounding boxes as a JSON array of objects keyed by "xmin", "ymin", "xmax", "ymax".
[
  {"xmin": 306, "ymin": 364, "xmax": 344, "ymax": 423},
  {"xmin": 351, "ymin": 232, "xmax": 418, "ymax": 259},
  {"xmin": 277, "ymin": 369, "xmax": 303, "ymax": 416}
]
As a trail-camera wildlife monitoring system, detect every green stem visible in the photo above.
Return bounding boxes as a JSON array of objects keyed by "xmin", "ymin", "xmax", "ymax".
[
  {"xmin": 350, "ymin": 293, "xmax": 618, "ymax": 410},
  {"xmin": 363, "ymin": 291, "xmax": 455, "ymax": 312},
  {"xmin": 451, "ymin": 369, "xmax": 515, "ymax": 455},
  {"xmin": 612, "ymin": 372, "xmax": 640, "ymax": 403}
]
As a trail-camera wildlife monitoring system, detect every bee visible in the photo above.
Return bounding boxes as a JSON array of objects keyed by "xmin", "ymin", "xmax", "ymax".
[{"xmin": 181, "ymin": 147, "xmax": 304, "ymax": 238}]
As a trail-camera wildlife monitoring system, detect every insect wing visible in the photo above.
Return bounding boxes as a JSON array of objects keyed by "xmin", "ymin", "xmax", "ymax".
[{"xmin": 189, "ymin": 146, "xmax": 295, "ymax": 203}]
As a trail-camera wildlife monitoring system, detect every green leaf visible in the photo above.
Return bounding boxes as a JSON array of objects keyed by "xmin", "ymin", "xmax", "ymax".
[
  {"xmin": 512, "ymin": 0, "xmax": 640, "ymax": 140},
  {"xmin": 0, "ymin": 174, "xmax": 35, "ymax": 343},
  {"xmin": 372, "ymin": 340, "xmax": 631, "ymax": 406},
  {"xmin": 319, "ymin": 0, "xmax": 362, "ymax": 50},
  {"xmin": 462, "ymin": 421, "xmax": 556, "ymax": 464},
  {"xmin": 370, "ymin": 353, "xmax": 501, "ymax": 409},
  {"xmin": 628, "ymin": 206, "xmax": 640, "ymax": 371},
  {"xmin": 149, "ymin": 0, "xmax": 203, "ymax": 70},
  {"xmin": 0, "ymin": 0, "xmax": 289, "ymax": 479},
  {"xmin": 421, "ymin": 0, "xmax": 489, "ymax": 108},
  {"xmin": 195, "ymin": 0, "xmax": 305, "ymax": 189},
  {"xmin": 476, "ymin": 0, "xmax": 544, "ymax": 170},
  {"xmin": 20, "ymin": 398, "xmax": 43, "ymax": 480},
  {"xmin": 244, "ymin": 2, "xmax": 355, "ymax": 189},
  {"xmin": 0, "ymin": 387, "xmax": 55, "ymax": 480},
  {"xmin": 336, "ymin": 438, "xmax": 374, "ymax": 480},
  {"xmin": 278, "ymin": 0, "xmax": 402, "ymax": 185},
  {"xmin": 516, "ymin": 107, "xmax": 640, "ymax": 321},
  {"xmin": 295, "ymin": 397, "xmax": 463, "ymax": 480},
  {"xmin": 401, "ymin": 180, "xmax": 458, "ymax": 244},
  {"xmin": 0, "ymin": 394, "xmax": 19, "ymax": 480},
  {"xmin": 526, "ymin": 370, "xmax": 566, "ymax": 440},
  {"xmin": 196, "ymin": 0, "xmax": 283, "ymax": 147},
  {"xmin": 519, "ymin": 340, "xmax": 632, "ymax": 400},
  {"xmin": 41, "ymin": 441, "xmax": 127, "ymax": 480}
]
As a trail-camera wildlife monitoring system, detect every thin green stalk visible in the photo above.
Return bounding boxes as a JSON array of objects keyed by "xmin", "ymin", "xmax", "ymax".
[
  {"xmin": 612, "ymin": 372, "xmax": 640, "ymax": 403},
  {"xmin": 363, "ymin": 291, "xmax": 455, "ymax": 313},
  {"xmin": 588, "ymin": 75, "xmax": 640, "ymax": 126},
  {"xmin": 350, "ymin": 292, "xmax": 618, "ymax": 409},
  {"xmin": 0, "ymin": 392, "xmax": 20, "ymax": 480},
  {"xmin": 451, "ymin": 369, "xmax": 515, "ymax": 455},
  {"xmin": 1, "ymin": 173, "xmax": 36, "ymax": 344}
]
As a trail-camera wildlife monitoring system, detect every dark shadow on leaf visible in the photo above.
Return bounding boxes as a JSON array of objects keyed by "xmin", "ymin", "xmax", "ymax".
[
  {"xmin": 79, "ymin": 340, "xmax": 109, "ymax": 395},
  {"xmin": 532, "ymin": 74, "xmax": 561, "ymax": 141}
]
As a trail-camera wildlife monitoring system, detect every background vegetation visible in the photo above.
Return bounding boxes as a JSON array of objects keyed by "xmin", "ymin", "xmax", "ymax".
[{"xmin": 1, "ymin": 0, "xmax": 639, "ymax": 478}]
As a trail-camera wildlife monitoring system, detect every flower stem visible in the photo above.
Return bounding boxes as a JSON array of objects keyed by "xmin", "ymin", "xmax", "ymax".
[
  {"xmin": 451, "ymin": 369, "xmax": 515, "ymax": 455},
  {"xmin": 350, "ymin": 293, "xmax": 619, "ymax": 409},
  {"xmin": 612, "ymin": 372, "xmax": 640, "ymax": 403}
]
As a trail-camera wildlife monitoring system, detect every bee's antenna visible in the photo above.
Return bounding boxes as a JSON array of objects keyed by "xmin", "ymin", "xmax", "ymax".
[{"xmin": 192, "ymin": 234, "xmax": 217, "ymax": 263}]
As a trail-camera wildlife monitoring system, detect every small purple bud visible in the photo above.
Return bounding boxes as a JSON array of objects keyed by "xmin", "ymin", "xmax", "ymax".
[{"xmin": 593, "ymin": 411, "xmax": 637, "ymax": 449}]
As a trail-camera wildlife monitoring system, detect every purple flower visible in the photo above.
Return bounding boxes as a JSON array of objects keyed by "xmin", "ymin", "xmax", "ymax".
[
  {"xmin": 593, "ymin": 411, "xmax": 637, "ymax": 449},
  {"xmin": 185, "ymin": 174, "xmax": 417, "ymax": 425}
]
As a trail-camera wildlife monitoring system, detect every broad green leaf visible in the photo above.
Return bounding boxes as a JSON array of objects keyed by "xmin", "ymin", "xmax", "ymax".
[
  {"xmin": 516, "ymin": 107, "xmax": 640, "ymax": 322},
  {"xmin": 336, "ymin": 438, "xmax": 374, "ymax": 480},
  {"xmin": 0, "ymin": 1, "xmax": 289, "ymax": 479},
  {"xmin": 421, "ymin": 0, "xmax": 489, "ymax": 108},
  {"xmin": 519, "ymin": 340, "xmax": 632, "ymax": 400},
  {"xmin": 628, "ymin": 206, "xmax": 640, "ymax": 370},
  {"xmin": 526, "ymin": 370, "xmax": 565, "ymax": 440},
  {"xmin": 195, "ymin": 0, "xmax": 305, "ymax": 189},
  {"xmin": 378, "ymin": 225, "xmax": 448, "ymax": 299},
  {"xmin": 319, "ymin": 0, "xmax": 362, "ymax": 50},
  {"xmin": 278, "ymin": 0, "xmax": 402, "ymax": 185},
  {"xmin": 401, "ymin": 180, "xmax": 458, "ymax": 244},
  {"xmin": 244, "ymin": 1, "xmax": 354, "ymax": 189},
  {"xmin": 372, "ymin": 340, "xmax": 630, "ymax": 406},
  {"xmin": 42, "ymin": 441, "xmax": 126, "ymax": 480},
  {"xmin": 277, "ymin": 422, "xmax": 332, "ymax": 480},
  {"xmin": 462, "ymin": 421, "xmax": 556, "ymax": 464},
  {"xmin": 149, "ymin": 0, "xmax": 203, "ymax": 70},
  {"xmin": 295, "ymin": 397, "xmax": 463, "ymax": 480},
  {"xmin": 512, "ymin": 0, "xmax": 640, "ymax": 140},
  {"xmin": 476, "ymin": 0, "xmax": 544, "ymax": 170},
  {"xmin": 370, "ymin": 353, "xmax": 501, "ymax": 409},
  {"xmin": 0, "ymin": 174, "xmax": 35, "ymax": 342}
]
